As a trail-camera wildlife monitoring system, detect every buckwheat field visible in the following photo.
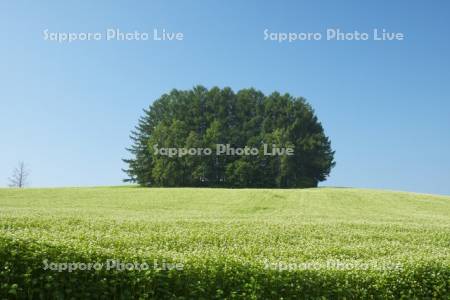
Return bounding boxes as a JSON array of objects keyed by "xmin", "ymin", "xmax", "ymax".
[{"xmin": 0, "ymin": 187, "xmax": 449, "ymax": 299}]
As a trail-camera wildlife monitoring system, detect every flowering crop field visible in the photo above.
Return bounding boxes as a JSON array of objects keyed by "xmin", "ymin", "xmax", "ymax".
[{"xmin": 0, "ymin": 187, "xmax": 449, "ymax": 299}]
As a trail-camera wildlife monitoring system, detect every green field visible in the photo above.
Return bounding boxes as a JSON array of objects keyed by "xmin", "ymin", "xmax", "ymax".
[{"xmin": 1, "ymin": 187, "xmax": 449, "ymax": 299}]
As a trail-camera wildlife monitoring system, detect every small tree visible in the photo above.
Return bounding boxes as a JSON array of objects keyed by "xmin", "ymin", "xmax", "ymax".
[{"xmin": 8, "ymin": 162, "xmax": 29, "ymax": 188}]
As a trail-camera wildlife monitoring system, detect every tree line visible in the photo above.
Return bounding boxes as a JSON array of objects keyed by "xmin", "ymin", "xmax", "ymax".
[{"xmin": 123, "ymin": 86, "xmax": 335, "ymax": 188}]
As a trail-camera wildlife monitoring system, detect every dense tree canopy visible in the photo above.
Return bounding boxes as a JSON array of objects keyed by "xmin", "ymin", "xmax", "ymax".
[{"xmin": 123, "ymin": 86, "xmax": 335, "ymax": 188}]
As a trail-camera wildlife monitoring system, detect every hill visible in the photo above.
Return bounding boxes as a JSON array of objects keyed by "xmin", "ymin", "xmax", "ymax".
[{"xmin": 0, "ymin": 187, "xmax": 449, "ymax": 298}]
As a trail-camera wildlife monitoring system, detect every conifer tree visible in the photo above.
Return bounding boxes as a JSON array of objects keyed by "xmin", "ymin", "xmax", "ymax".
[{"xmin": 123, "ymin": 86, "xmax": 335, "ymax": 188}]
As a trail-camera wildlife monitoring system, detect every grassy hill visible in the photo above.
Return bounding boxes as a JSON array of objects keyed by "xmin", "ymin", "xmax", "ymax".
[{"xmin": 1, "ymin": 187, "xmax": 449, "ymax": 299}]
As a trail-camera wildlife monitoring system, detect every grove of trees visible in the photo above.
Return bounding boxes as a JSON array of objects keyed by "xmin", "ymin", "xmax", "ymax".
[{"xmin": 123, "ymin": 86, "xmax": 335, "ymax": 188}]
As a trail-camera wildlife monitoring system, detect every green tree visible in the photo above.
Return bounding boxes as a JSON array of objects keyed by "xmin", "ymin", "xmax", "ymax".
[{"xmin": 123, "ymin": 86, "xmax": 335, "ymax": 188}]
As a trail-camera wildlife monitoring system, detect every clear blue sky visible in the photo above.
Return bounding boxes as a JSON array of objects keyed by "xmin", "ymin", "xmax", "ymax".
[{"xmin": 1, "ymin": 1, "xmax": 449, "ymax": 195}]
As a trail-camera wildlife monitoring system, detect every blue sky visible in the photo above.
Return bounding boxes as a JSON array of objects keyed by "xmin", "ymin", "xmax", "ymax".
[{"xmin": 1, "ymin": 1, "xmax": 449, "ymax": 195}]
